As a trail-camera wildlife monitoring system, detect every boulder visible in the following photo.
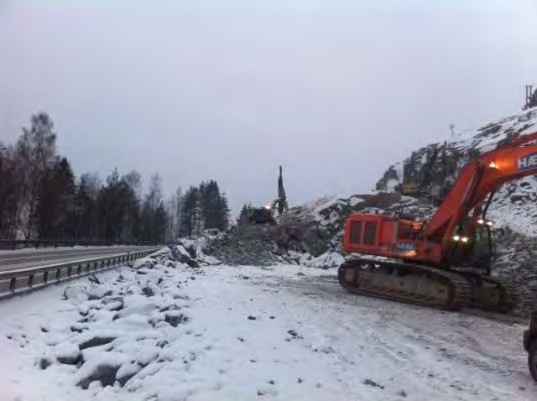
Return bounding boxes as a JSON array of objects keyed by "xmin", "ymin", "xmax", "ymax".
[
  {"xmin": 76, "ymin": 353, "xmax": 126, "ymax": 389},
  {"xmin": 54, "ymin": 343, "xmax": 82, "ymax": 365}
]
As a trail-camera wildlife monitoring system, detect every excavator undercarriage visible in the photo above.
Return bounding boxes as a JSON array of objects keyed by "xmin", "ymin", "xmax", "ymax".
[{"xmin": 338, "ymin": 258, "xmax": 516, "ymax": 312}]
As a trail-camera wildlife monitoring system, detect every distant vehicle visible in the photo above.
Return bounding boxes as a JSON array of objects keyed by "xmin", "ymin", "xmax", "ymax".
[
  {"xmin": 524, "ymin": 311, "xmax": 537, "ymax": 381},
  {"xmin": 248, "ymin": 206, "xmax": 277, "ymax": 225}
]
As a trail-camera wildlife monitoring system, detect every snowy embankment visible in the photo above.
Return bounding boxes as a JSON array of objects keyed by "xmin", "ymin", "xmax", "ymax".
[{"xmin": 0, "ymin": 249, "xmax": 535, "ymax": 401}]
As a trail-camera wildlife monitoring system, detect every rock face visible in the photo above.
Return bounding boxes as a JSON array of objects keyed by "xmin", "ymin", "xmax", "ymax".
[
  {"xmin": 376, "ymin": 106, "xmax": 537, "ymax": 235},
  {"xmin": 494, "ymin": 230, "xmax": 537, "ymax": 313}
]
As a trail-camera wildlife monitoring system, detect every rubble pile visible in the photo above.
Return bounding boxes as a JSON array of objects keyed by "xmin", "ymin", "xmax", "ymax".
[
  {"xmin": 494, "ymin": 230, "xmax": 537, "ymax": 313},
  {"xmin": 203, "ymin": 234, "xmax": 285, "ymax": 266}
]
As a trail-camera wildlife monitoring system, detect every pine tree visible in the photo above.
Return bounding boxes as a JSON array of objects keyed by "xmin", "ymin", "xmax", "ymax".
[
  {"xmin": 0, "ymin": 144, "xmax": 20, "ymax": 238},
  {"xmin": 179, "ymin": 186, "xmax": 200, "ymax": 237},
  {"xmin": 214, "ymin": 191, "xmax": 230, "ymax": 230},
  {"xmin": 73, "ymin": 174, "xmax": 101, "ymax": 242},
  {"xmin": 198, "ymin": 180, "xmax": 230, "ymax": 231},
  {"xmin": 35, "ymin": 157, "xmax": 75, "ymax": 240},
  {"xmin": 98, "ymin": 169, "xmax": 133, "ymax": 243},
  {"xmin": 121, "ymin": 172, "xmax": 142, "ymax": 243},
  {"xmin": 238, "ymin": 203, "xmax": 255, "ymax": 225},
  {"xmin": 153, "ymin": 203, "xmax": 168, "ymax": 243}
]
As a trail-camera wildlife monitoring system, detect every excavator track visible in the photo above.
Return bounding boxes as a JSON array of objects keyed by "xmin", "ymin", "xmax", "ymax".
[
  {"xmin": 464, "ymin": 275, "xmax": 518, "ymax": 313},
  {"xmin": 338, "ymin": 258, "xmax": 472, "ymax": 311}
]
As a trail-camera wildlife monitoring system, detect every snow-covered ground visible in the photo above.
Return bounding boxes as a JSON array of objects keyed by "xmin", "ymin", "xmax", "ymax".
[{"xmin": 0, "ymin": 255, "xmax": 535, "ymax": 401}]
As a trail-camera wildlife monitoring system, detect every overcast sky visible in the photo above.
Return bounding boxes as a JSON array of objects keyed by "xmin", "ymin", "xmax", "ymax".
[{"xmin": 2, "ymin": 0, "xmax": 537, "ymax": 214}]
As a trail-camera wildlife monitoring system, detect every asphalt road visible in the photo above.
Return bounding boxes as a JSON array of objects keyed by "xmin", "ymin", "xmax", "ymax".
[{"xmin": 0, "ymin": 246, "xmax": 158, "ymax": 272}]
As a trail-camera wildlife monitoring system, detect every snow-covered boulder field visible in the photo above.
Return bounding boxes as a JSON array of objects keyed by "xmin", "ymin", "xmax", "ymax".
[{"xmin": 0, "ymin": 250, "xmax": 535, "ymax": 401}]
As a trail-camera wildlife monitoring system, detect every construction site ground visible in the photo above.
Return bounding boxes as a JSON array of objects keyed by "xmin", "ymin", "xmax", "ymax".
[{"xmin": 0, "ymin": 253, "xmax": 534, "ymax": 401}]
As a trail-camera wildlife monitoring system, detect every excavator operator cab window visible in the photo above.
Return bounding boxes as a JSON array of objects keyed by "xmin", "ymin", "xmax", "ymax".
[
  {"xmin": 397, "ymin": 222, "xmax": 413, "ymax": 240},
  {"xmin": 350, "ymin": 221, "xmax": 362, "ymax": 244},
  {"xmin": 472, "ymin": 225, "xmax": 494, "ymax": 269},
  {"xmin": 363, "ymin": 221, "xmax": 378, "ymax": 246}
]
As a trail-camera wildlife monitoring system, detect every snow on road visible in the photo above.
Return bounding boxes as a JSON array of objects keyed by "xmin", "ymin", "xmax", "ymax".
[{"xmin": 0, "ymin": 255, "xmax": 535, "ymax": 401}]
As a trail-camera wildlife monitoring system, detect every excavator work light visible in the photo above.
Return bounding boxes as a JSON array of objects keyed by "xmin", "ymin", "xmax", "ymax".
[
  {"xmin": 453, "ymin": 235, "xmax": 460, "ymax": 241},
  {"xmin": 461, "ymin": 237, "xmax": 469, "ymax": 243},
  {"xmin": 488, "ymin": 161, "xmax": 498, "ymax": 169}
]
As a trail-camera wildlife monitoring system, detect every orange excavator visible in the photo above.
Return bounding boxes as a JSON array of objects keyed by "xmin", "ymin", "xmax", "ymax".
[{"xmin": 339, "ymin": 130, "xmax": 537, "ymax": 312}]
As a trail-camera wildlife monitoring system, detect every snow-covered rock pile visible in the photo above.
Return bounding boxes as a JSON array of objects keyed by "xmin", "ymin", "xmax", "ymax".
[
  {"xmin": 488, "ymin": 175, "xmax": 537, "ymax": 237},
  {"xmin": 294, "ymin": 250, "xmax": 346, "ymax": 269},
  {"xmin": 39, "ymin": 255, "xmax": 204, "ymax": 392},
  {"xmin": 203, "ymin": 233, "xmax": 288, "ymax": 266},
  {"xmin": 494, "ymin": 230, "xmax": 537, "ymax": 313},
  {"xmin": 168, "ymin": 233, "xmax": 223, "ymax": 268}
]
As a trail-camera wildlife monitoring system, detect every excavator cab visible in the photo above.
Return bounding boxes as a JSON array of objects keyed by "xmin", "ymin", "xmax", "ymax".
[
  {"xmin": 444, "ymin": 218, "xmax": 495, "ymax": 272},
  {"xmin": 470, "ymin": 223, "xmax": 494, "ymax": 271}
]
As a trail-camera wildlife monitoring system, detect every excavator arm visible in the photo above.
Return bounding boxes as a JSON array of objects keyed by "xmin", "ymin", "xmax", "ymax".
[{"xmin": 425, "ymin": 131, "xmax": 537, "ymax": 244}]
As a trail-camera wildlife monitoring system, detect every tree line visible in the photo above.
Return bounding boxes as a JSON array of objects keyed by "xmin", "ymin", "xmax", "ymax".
[{"xmin": 0, "ymin": 113, "xmax": 230, "ymax": 243}]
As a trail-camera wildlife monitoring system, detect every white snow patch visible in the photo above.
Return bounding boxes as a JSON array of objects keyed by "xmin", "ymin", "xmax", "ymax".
[
  {"xmin": 53, "ymin": 343, "xmax": 80, "ymax": 361},
  {"xmin": 349, "ymin": 196, "xmax": 365, "ymax": 207},
  {"xmin": 385, "ymin": 178, "xmax": 399, "ymax": 192},
  {"xmin": 147, "ymin": 247, "xmax": 171, "ymax": 257},
  {"xmin": 301, "ymin": 251, "xmax": 345, "ymax": 269},
  {"xmin": 132, "ymin": 257, "xmax": 153, "ymax": 270}
]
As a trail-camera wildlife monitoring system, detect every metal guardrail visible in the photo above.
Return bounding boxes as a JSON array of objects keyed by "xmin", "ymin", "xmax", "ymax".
[
  {"xmin": 0, "ymin": 248, "xmax": 161, "ymax": 300},
  {"xmin": 0, "ymin": 239, "xmax": 159, "ymax": 250}
]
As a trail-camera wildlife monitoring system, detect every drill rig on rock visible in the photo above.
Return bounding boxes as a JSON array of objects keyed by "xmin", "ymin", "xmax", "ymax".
[
  {"xmin": 339, "ymin": 130, "xmax": 537, "ymax": 313},
  {"xmin": 247, "ymin": 165, "xmax": 289, "ymax": 225}
]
